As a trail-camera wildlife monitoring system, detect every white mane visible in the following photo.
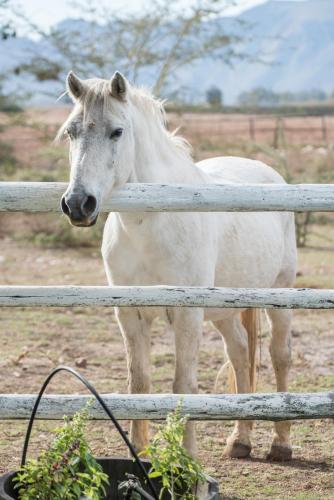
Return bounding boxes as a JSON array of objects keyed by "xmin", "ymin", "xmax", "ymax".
[{"xmin": 129, "ymin": 85, "xmax": 192, "ymax": 160}]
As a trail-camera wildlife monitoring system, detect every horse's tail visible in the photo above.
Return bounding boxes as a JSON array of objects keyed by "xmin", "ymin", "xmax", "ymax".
[
  {"xmin": 241, "ymin": 308, "xmax": 260, "ymax": 392},
  {"xmin": 214, "ymin": 309, "xmax": 261, "ymax": 394}
]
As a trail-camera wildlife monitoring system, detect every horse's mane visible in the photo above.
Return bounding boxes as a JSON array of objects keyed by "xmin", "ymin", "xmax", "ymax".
[
  {"xmin": 56, "ymin": 78, "xmax": 192, "ymax": 161},
  {"xmin": 129, "ymin": 86, "xmax": 192, "ymax": 159}
]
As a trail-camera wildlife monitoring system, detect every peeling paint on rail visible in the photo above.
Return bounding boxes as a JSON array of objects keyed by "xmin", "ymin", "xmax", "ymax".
[
  {"xmin": 0, "ymin": 392, "xmax": 333, "ymax": 420},
  {"xmin": 1, "ymin": 286, "xmax": 334, "ymax": 308}
]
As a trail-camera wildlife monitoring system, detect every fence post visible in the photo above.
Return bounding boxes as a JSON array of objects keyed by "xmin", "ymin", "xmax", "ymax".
[
  {"xmin": 249, "ymin": 117, "xmax": 255, "ymax": 142},
  {"xmin": 273, "ymin": 117, "xmax": 286, "ymax": 149},
  {"xmin": 321, "ymin": 116, "xmax": 328, "ymax": 144}
]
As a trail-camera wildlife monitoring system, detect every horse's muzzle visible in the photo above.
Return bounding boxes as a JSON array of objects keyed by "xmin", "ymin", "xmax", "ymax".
[{"xmin": 61, "ymin": 192, "xmax": 98, "ymax": 227}]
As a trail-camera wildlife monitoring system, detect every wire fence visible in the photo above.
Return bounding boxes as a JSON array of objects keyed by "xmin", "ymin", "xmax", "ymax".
[{"xmin": 168, "ymin": 114, "xmax": 334, "ymax": 145}]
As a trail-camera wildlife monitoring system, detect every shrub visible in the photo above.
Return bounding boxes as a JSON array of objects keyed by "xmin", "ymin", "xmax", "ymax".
[
  {"xmin": 13, "ymin": 403, "xmax": 109, "ymax": 500},
  {"xmin": 142, "ymin": 402, "xmax": 206, "ymax": 499},
  {"xmin": 0, "ymin": 139, "xmax": 18, "ymax": 175}
]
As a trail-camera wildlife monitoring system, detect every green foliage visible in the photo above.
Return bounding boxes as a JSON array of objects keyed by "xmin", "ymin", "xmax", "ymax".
[
  {"xmin": 206, "ymin": 86, "xmax": 223, "ymax": 108},
  {"xmin": 20, "ymin": 214, "xmax": 105, "ymax": 249},
  {"xmin": 0, "ymin": 76, "xmax": 22, "ymax": 111},
  {"xmin": 16, "ymin": 58, "xmax": 62, "ymax": 82},
  {"xmin": 238, "ymin": 87, "xmax": 330, "ymax": 108},
  {"xmin": 0, "ymin": 0, "xmax": 16, "ymax": 40},
  {"xmin": 142, "ymin": 402, "xmax": 206, "ymax": 499},
  {"xmin": 0, "ymin": 139, "xmax": 17, "ymax": 174},
  {"xmin": 13, "ymin": 403, "xmax": 109, "ymax": 500}
]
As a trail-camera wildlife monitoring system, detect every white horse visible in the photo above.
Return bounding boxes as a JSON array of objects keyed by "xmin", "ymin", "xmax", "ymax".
[{"xmin": 59, "ymin": 71, "xmax": 297, "ymax": 461}]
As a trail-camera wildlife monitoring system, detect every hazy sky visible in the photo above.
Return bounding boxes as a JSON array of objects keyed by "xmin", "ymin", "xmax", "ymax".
[{"xmin": 15, "ymin": 0, "xmax": 289, "ymax": 30}]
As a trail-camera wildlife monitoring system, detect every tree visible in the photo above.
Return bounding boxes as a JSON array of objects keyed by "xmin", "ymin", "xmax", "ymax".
[
  {"xmin": 16, "ymin": 0, "xmax": 247, "ymax": 97},
  {"xmin": 206, "ymin": 86, "xmax": 223, "ymax": 107},
  {"xmin": 238, "ymin": 87, "xmax": 279, "ymax": 107},
  {"xmin": 0, "ymin": 0, "xmax": 16, "ymax": 40}
]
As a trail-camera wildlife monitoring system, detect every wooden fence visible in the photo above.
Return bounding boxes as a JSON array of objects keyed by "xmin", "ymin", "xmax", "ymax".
[
  {"xmin": 169, "ymin": 114, "xmax": 334, "ymax": 145},
  {"xmin": 1, "ymin": 393, "xmax": 333, "ymax": 421},
  {"xmin": 1, "ymin": 182, "xmax": 334, "ymax": 212},
  {"xmin": 1, "ymin": 285, "xmax": 334, "ymax": 309},
  {"xmin": 0, "ymin": 181, "xmax": 333, "ymax": 422}
]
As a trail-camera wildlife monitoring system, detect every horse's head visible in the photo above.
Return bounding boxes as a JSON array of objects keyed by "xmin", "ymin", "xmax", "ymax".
[{"xmin": 59, "ymin": 71, "xmax": 135, "ymax": 226}]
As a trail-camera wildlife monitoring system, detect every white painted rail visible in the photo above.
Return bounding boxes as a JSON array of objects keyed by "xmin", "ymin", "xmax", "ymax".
[
  {"xmin": 1, "ymin": 182, "xmax": 334, "ymax": 212},
  {"xmin": 0, "ymin": 393, "xmax": 333, "ymax": 421},
  {"xmin": 1, "ymin": 286, "xmax": 334, "ymax": 308}
]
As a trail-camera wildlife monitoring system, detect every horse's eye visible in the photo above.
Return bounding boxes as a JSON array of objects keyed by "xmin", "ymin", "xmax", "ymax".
[
  {"xmin": 66, "ymin": 128, "xmax": 74, "ymax": 139},
  {"xmin": 110, "ymin": 128, "xmax": 123, "ymax": 139}
]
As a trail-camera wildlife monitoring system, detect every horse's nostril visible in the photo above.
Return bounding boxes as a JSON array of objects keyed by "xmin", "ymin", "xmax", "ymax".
[
  {"xmin": 61, "ymin": 196, "xmax": 70, "ymax": 216},
  {"xmin": 81, "ymin": 195, "xmax": 97, "ymax": 216}
]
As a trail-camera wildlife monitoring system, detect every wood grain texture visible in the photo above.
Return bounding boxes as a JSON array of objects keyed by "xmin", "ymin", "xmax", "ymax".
[
  {"xmin": 1, "ymin": 286, "xmax": 334, "ymax": 308},
  {"xmin": 0, "ymin": 392, "xmax": 333, "ymax": 421},
  {"xmin": 1, "ymin": 182, "xmax": 334, "ymax": 212}
]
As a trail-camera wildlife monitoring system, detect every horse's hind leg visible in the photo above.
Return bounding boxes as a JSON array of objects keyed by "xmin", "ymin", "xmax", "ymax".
[
  {"xmin": 214, "ymin": 315, "xmax": 252, "ymax": 459},
  {"xmin": 266, "ymin": 308, "xmax": 293, "ymax": 461}
]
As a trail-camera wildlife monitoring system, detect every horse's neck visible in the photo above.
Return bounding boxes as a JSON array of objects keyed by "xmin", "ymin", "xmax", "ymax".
[
  {"xmin": 114, "ymin": 111, "xmax": 205, "ymax": 228},
  {"xmin": 130, "ymin": 113, "xmax": 203, "ymax": 184}
]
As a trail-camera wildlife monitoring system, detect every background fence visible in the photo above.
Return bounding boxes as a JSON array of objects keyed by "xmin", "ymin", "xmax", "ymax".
[{"xmin": 168, "ymin": 114, "xmax": 334, "ymax": 145}]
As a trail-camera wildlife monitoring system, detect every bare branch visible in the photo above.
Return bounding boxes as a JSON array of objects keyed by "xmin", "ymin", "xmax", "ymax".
[{"xmin": 9, "ymin": 0, "xmax": 252, "ymax": 100}]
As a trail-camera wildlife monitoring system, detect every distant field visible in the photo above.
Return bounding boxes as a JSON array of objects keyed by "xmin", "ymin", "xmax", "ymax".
[{"xmin": 1, "ymin": 109, "xmax": 334, "ymax": 158}]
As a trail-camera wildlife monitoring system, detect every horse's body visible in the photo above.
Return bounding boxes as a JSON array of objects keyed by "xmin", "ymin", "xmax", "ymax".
[{"xmin": 60, "ymin": 72, "xmax": 297, "ymax": 461}]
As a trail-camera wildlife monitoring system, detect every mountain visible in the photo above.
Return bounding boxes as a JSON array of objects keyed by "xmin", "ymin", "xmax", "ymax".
[
  {"xmin": 220, "ymin": 0, "xmax": 334, "ymax": 102},
  {"xmin": 0, "ymin": 0, "xmax": 333, "ymax": 105}
]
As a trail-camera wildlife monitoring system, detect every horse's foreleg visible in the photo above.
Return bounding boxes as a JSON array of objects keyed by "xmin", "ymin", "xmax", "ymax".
[
  {"xmin": 172, "ymin": 308, "xmax": 203, "ymax": 457},
  {"xmin": 214, "ymin": 316, "xmax": 252, "ymax": 459},
  {"xmin": 267, "ymin": 309, "xmax": 293, "ymax": 461},
  {"xmin": 115, "ymin": 307, "xmax": 151, "ymax": 452}
]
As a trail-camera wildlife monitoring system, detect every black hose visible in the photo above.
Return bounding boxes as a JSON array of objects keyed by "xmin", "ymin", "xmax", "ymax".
[
  {"xmin": 131, "ymin": 484, "xmax": 156, "ymax": 500},
  {"xmin": 20, "ymin": 365, "xmax": 158, "ymax": 500}
]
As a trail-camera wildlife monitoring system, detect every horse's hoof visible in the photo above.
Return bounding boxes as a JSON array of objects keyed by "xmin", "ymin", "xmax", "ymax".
[
  {"xmin": 224, "ymin": 440, "xmax": 252, "ymax": 459},
  {"xmin": 266, "ymin": 444, "xmax": 292, "ymax": 462}
]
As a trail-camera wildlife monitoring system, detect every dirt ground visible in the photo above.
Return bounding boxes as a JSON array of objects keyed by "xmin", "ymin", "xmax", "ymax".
[{"xmin": 0, "ymin": 223, "xmax": 334, "ymax": 499}]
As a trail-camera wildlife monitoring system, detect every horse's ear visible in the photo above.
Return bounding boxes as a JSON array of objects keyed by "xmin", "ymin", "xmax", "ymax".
[
  {"xmin": 110, "ymin": 71, "xmax": 127, "ymax": 101},
  {"xmin": 66, "ymin": 71, "xmax": 85, "ymax": 100}
]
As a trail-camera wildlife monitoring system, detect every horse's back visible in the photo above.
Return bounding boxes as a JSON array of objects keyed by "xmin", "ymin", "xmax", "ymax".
[
  {"xmin": 196, "ymin": 156, "xmax": 285, "ymax": 185},
  {"xmin": 196, "ymin": 156, "xmax": 297, "ymax": 296},
  {"xmin": 196, "ymin": 155, "xmax": 296, "ymax": 262}
]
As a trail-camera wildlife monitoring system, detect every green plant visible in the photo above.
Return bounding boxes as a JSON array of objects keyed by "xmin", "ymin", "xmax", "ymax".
[
  {"xmin": 0, "ymin": 139, "xmax": 18, "ymax": 175},
  {"xmin": 13, "ymin": 402, "xmax": 109, "ymax": 500},
  {"xmin": 142, "ymin": 402, "xmax": 206, "ymax": 499}
]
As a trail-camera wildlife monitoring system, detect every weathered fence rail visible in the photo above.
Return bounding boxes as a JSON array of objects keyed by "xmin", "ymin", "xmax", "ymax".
[
  {"xmin": 0, "ymin": 392, "xmax": 333, "ymax": 421},
  {"xmin": 1, "ymin": 182, "xmax": 334, "ymax": 212},
  {"xmin": 1, "ymin": 285, "xmax": 334, "ymax": 309}
]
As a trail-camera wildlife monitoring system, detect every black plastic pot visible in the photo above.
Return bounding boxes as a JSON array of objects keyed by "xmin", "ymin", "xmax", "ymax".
[{"xmin": 0, "ymin": 457, "xmax": 220, "ymax": 499}]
